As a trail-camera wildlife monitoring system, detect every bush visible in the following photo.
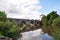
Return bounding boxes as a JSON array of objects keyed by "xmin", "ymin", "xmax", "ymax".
[
  {"xmin": 41, "ymin": 11, "xmax": 60, "ymax": 40},
  {"xmin": 0, "ymin": 11, "xmax": 21, "ymax": 39}
]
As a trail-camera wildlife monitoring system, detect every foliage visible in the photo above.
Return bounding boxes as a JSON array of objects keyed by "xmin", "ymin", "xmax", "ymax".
[
  {"xmin": 52, "ymin": 17, "xmax": 60, "ymax": 26},
  {"xmin": 0, "ymin": 11, "xmax": 7, "ymax": 21},
  {"xmin": 41, "ymin": 15, "xmax": 48, "ymax": 33},
  {"xmin": 0, "ymin": 11, "xmax": 21, "ymax": 38},
  {"xmin": 46, "ymin": 11, "xmax": 59, "ymax": 25},
  {"xmin": 41, "ymin": 11, "xmax": 60, "ymax": 40},
  {"xmin": 51, "ymin": 17, "xmax": 60, "ymax": 40},
  {"xmin": 6, "ymin": 27, "xmax": 21, "ymax": 38},
  {"xmin": 0, "ymin": 11, "xmax": 6, "ymax": 18},
  {"xmin": 0, "ymin": 21, "xmax": 13, "ymax": 36}
]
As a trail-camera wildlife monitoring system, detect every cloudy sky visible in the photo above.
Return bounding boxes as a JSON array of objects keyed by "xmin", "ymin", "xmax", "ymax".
[{"xmin": 0, "ymin": 0, "xmax": 60, "ymax": 20}]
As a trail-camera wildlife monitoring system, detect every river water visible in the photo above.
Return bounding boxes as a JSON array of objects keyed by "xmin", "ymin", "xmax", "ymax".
[{"xmin": 18, "ymin": 29, "xmax": 53, "ymax": 40}]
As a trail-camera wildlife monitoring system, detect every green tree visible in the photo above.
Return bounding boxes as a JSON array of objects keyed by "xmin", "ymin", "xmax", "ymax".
[
  {"xmin": 0, "ymin": 11, "xmax": 7, "ymax": 21},
  {"xmin": 51, "ymin": 17, "xmax": 60, "ymax": 40},
  {"xmin": 0, "ymin": 11, "xmax": 7, "ymax": 37},
  {"xmin": 6, "ymin": 26, "xmax": 21, "ymax": 38},
  {"xmin": 41, "ymin": 11, "xmax": 60, "ymax": 40},
  {"xmin": 46, "ymin": 11, "xmax": 59, "ymax": 25},
  {"xmin": 52, "ymin": 17, "xmax": 60, "ymax": 27},
  {"xmin": 0, "ymin": 11, "xmax": 21, "ymax": 39},
  {"xmin": 41, "ymin": 15, "xmax": 48, "ymax": 33},
  {"xmin": 0, "ymin": 21, "xmax": 14, "ymax": 36}
]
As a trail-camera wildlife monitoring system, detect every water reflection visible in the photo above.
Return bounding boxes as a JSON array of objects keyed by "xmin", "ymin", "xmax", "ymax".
[{"xmin": 18, "ymin": 29, "xmax": 53, "ymax": 40}]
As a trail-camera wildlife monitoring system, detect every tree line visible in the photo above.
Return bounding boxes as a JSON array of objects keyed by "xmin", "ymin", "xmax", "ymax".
[{"xmin": 41, "ymin": 11, "xmax": 60, "ymax": 40}]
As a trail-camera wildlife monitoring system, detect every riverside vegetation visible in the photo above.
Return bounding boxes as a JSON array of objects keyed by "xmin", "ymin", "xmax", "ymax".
[
  {"xmin": 0, "ymin": 11, "xmax": 60, "ymax": 40},
  {"xmin": 41, "ymin": 11, "xmax": 60, "ymax": 40},
  {"xmin": 0, "ymin": 11, "xmax": 21, "ymax": 40}
]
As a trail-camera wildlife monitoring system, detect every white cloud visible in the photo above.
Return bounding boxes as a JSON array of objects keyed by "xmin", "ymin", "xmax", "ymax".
[{"xmin": 0, "ymin": 0, "xmax": 42, "ymax": 20}]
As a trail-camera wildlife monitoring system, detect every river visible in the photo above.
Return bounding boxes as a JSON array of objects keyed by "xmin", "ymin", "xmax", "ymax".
[{"xmin": 18, "ymin": 29, "xmax": 53, "ymax": 40}]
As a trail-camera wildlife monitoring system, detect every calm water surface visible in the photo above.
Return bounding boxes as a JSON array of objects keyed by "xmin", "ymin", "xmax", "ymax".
[{"xmin": 18, "ymin": 29, "xmax": 53, "ymax": 40}]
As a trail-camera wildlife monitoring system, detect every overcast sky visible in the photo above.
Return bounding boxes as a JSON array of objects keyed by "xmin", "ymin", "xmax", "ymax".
[{"xmin": 0, "ymin": 0, "xmax": 60, "ymax": 20}]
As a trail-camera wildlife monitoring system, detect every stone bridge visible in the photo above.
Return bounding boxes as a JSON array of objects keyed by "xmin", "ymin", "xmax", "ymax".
[{"xmin": 8, "ymin": 18, "xmax": 42, "ymax": 32}]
